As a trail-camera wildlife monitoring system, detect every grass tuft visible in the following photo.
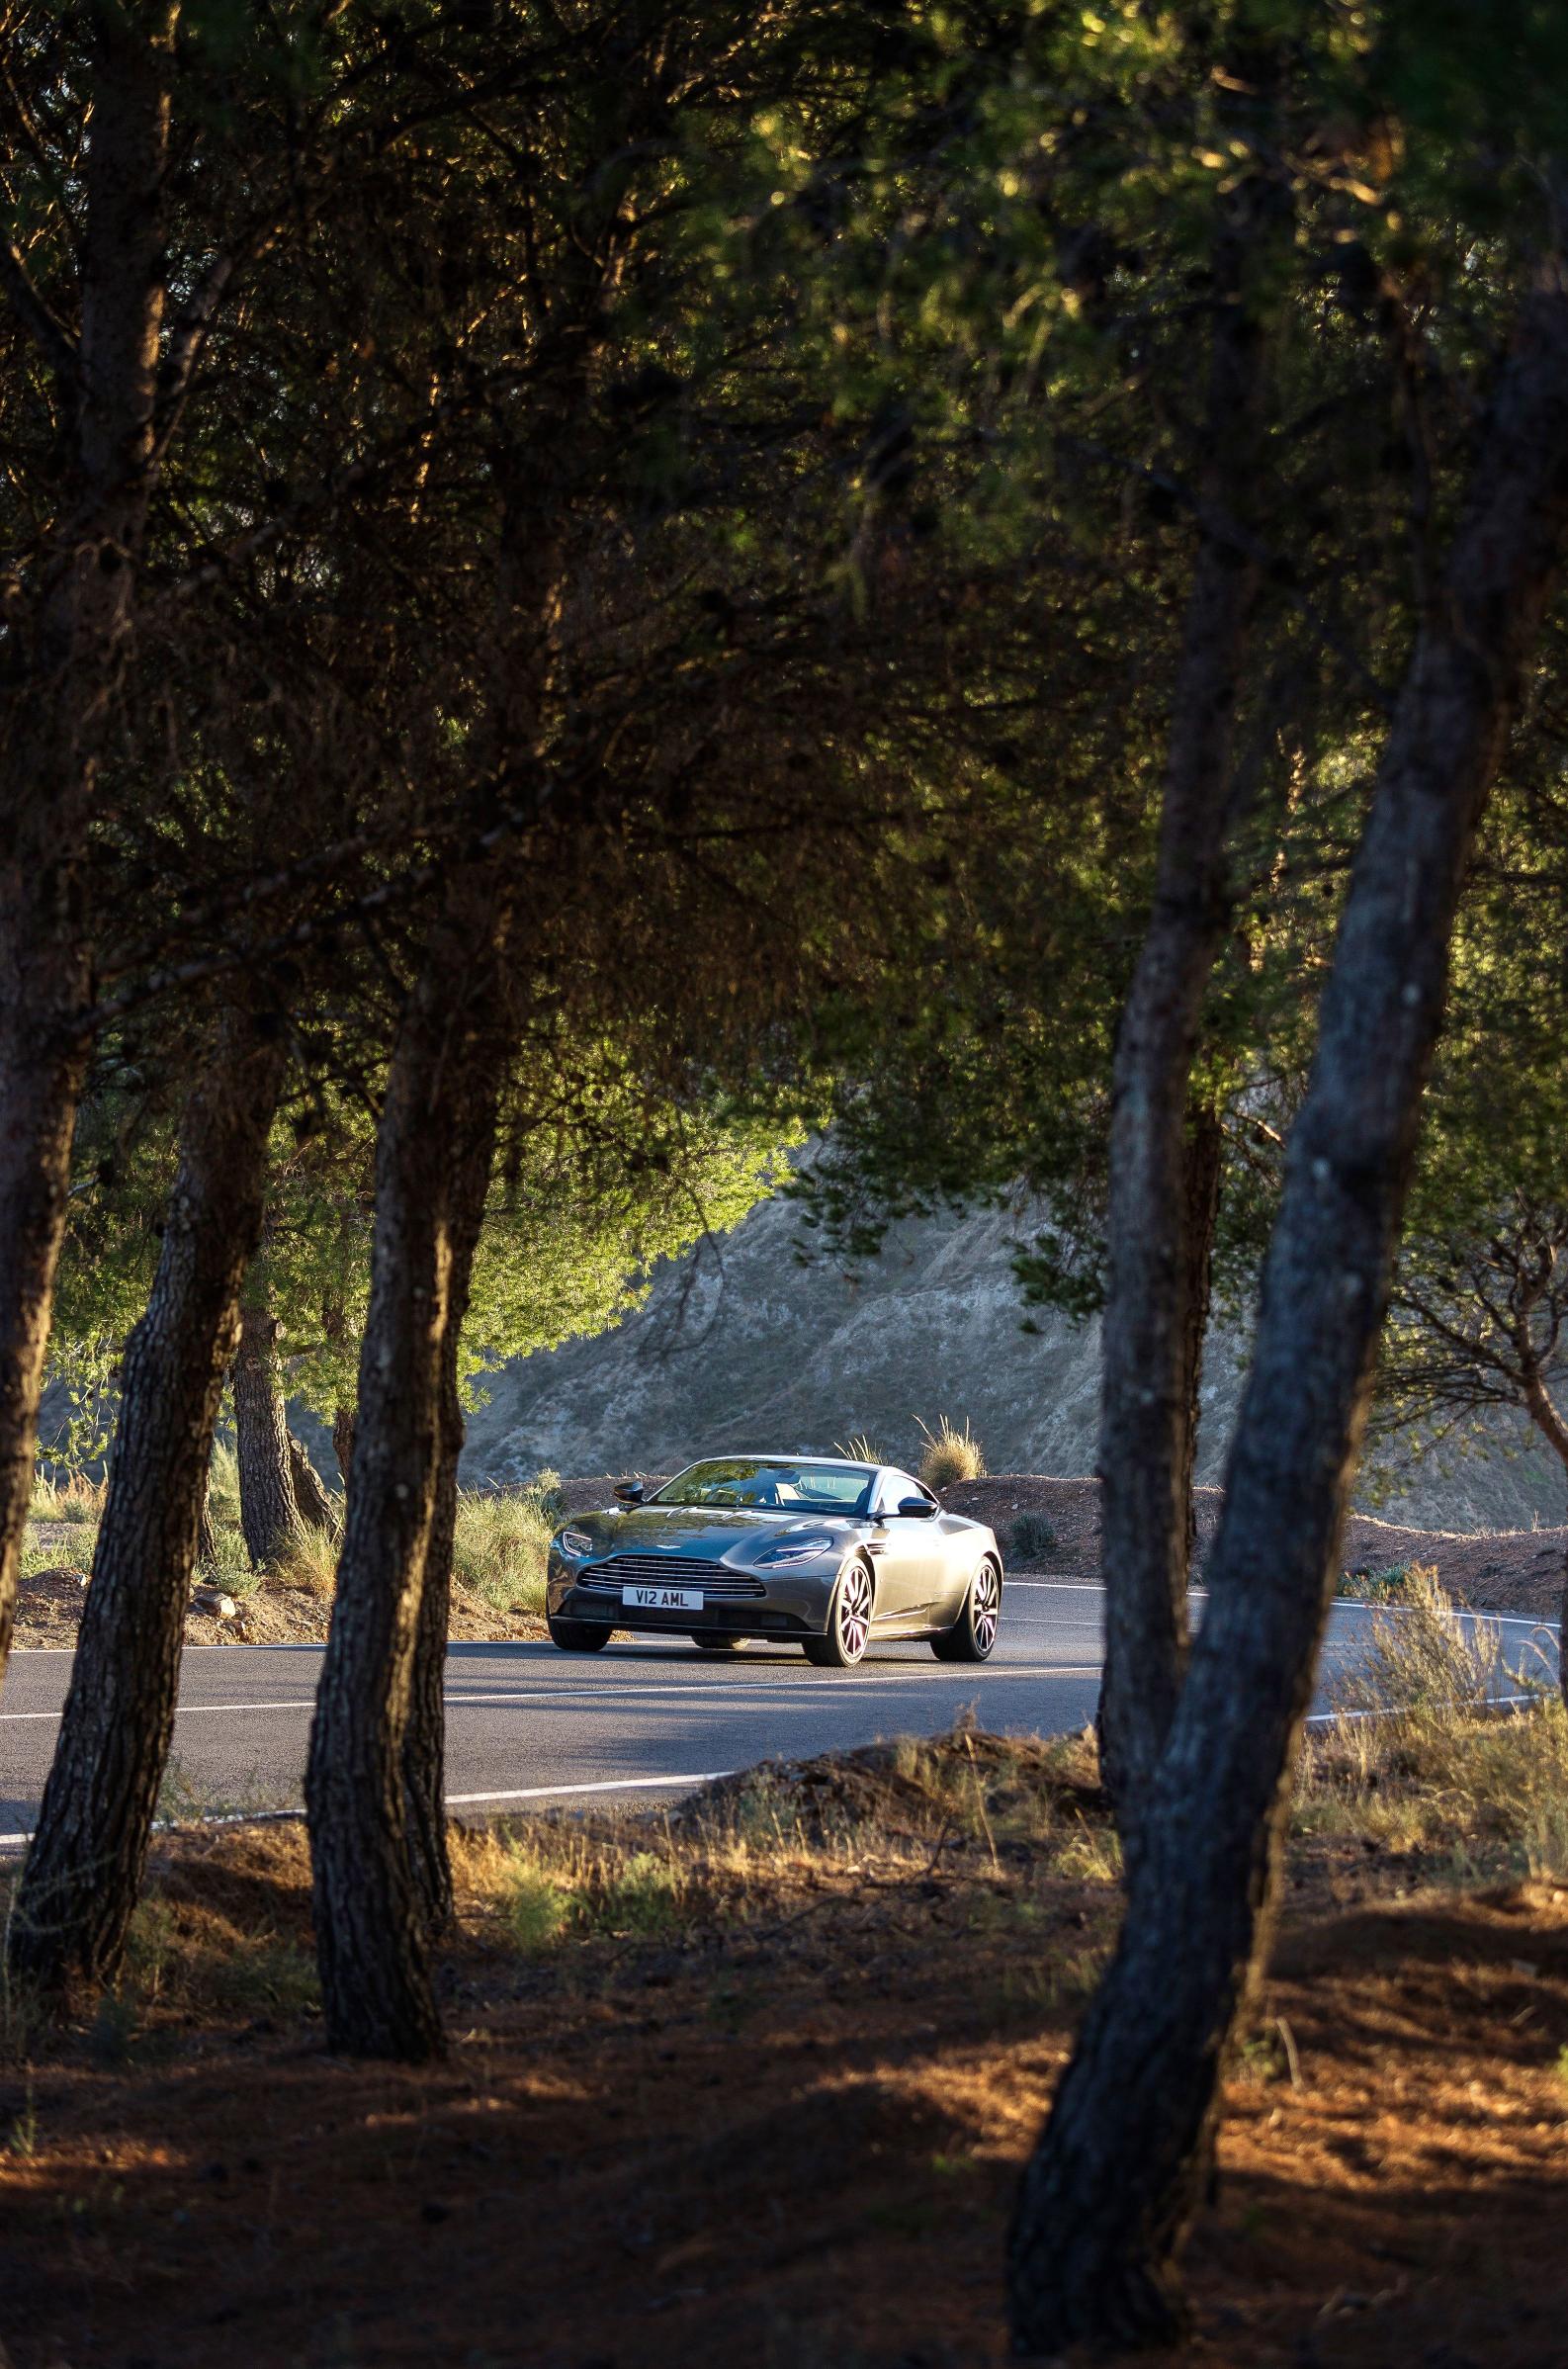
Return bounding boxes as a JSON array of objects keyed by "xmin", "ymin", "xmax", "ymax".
[
  {"xmin": 452, "ymin": 1481, "xmax": 559, "ymax": 1616},
  {"xmin": 834, "ymin": 1433, "xmax": 886, "ymax": 1464},
  {"xmin": 29, "ymin": 1470, "xmax": 104, "ymax": 1524},
  {"xmin": 915, "ymin": 1414, "xmax": 986, "ymax": 1490},
  {"xmin": 1298, "ymin": 1577, "xmax": 1568, "ymax": 1878},
  {"xmin": 271, "ymin": 1522, "xmax": 339, "ymax": 1599}
]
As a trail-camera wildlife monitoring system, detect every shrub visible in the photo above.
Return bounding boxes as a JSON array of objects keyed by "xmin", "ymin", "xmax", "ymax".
[
  {"xmin": 915, "ymin": 1414, "xmax": 986, "ymax": 1490},
  {"xmin": 1336, "ymin": 1559, "xmax": 1430, "ymax": 1603},
  {"xmin": 1329, "ymin": 1566, "xmax": 1503, "ymax": 1727},
  {"xmin": 200, "ymin": 1520, "xmax": 260, "ymax": 1597},
  {"xmin": 1008, "ymin": 1511, "xmax": 1058, "ymax": 1565},
  {"xmin": 591, "ymin": 1850, "xmax": 683, "ymax": 1936}
]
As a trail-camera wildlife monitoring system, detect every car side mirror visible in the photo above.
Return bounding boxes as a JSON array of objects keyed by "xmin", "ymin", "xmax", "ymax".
[
  {"xmin": 897, "ymin": 1496, "xmax": 937, "ymax": 1519},
  {"xmin": 614, "ymin": 1480, "xmax": 646, "ymax": 1506}
]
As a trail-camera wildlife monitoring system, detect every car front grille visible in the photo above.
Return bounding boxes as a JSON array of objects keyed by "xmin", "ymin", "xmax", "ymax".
[{"xmin": 580, "ymin": 1554, "xmax": 766, "ymax": 1599}]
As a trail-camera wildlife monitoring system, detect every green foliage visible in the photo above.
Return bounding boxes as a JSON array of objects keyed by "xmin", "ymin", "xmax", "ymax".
[
  {"xmin": 1008, "ymin": 1512, "xmax": 1058, "ymax": 1566},
  {"xmin": 499, "ymin": 1857, "xmax": 572, "ymax": 1954},
  {"xmin": 1336, "ymin": 1561, "xmax": 1430, "ymax": 1604}
]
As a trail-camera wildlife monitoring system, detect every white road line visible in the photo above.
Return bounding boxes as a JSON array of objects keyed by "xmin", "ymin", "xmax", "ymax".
[
  {"xmin": 0, "ymin": 1769, "xmax": 741, "ymax": 1850},
  {"xmin": 0, "ymin": 1663, "xmax": 1101, "ymax": 1728},
  {"xmin": 446, "ymin": 1772, "xmax": 733, "ymax": 1806}
]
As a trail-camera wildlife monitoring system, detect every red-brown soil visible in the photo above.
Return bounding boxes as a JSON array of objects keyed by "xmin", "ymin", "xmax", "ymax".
[
  {"xmin": 948, "ymin": 1473, "xmax": 1567, "ymax": 1621},
  {"xmin": 2, "ymin": 1733, "xmax": 1566, "ymax": 2369}
]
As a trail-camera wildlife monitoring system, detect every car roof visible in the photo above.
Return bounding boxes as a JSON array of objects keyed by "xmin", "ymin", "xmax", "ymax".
[{"xmin": 686, "ymin": 1450, "xmax": 878, "ymax": 1470}]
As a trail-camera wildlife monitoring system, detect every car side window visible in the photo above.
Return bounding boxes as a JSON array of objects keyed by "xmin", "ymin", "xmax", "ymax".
[{"xmin": 878, "ymin": 1469, "xmax": 932, "ymax": 1516}]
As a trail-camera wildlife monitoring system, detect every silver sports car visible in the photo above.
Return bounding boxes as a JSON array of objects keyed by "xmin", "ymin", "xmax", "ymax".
[{"xmin": 545, "ymin": 1452, "xmax": 1002, "ymax": 1667}]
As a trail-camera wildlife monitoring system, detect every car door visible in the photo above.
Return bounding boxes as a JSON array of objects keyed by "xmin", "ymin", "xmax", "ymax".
[{"xmin": 867, "ymin": 1469, "xmax": 944, "ymax": 1625}]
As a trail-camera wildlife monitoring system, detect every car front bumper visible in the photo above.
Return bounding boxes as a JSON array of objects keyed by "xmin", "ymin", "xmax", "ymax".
[{"xmin": 546, "ymin": 1555, "xmax": 839, "ymax": 1639}]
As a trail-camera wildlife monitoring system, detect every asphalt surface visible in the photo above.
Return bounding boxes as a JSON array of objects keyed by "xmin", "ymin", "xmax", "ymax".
[{"xmin": 1, "ymin": 1580, "xmax": 1558, "ymax": 1847}]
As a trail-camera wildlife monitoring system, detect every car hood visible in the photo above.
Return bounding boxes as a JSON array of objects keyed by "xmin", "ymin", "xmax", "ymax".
[{"xmin": 569, "ymin": 1504, "xmax": 851, "ymax": 1561}]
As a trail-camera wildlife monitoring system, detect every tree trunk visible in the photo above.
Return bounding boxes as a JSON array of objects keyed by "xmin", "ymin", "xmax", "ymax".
[
  {"xmin": 1008, "ymin": 277, "xmax": 1568, "ymax": 2353},
  {"xmin": 234, "ymin": 1302, "xmax": 300, "ymax": 1565},
  {"xmin": 0, "ymin": 15, "xmax": 176, "ymax": 1677},
  {"xmin": 1516, "ymin": 1361, "xmax": 1568, "ymax": 1715},
  {"xmin": 1176, "ymin": 1097, "xmax": 1224, "ymax": 1582},
  {"xmin": 288, "ymin": 1433, "xmax": 338, "ymax": 1536},
  {"xmin": 332, "ymin": 1404, "xmax": 357, "ymax": 1494},
  {"xmin": 1096, "ymin": 182, "xmax": 1273, "ymax": 1854},
  {"xmin": 195, "ymin": 1464, "xmax": 218, "ymax": 1573},
  {"xmin": 305, "ymin": 883, "xmax": 509, "ymax": 2060},
  {"xmin": 7, "ymin": 1015, "xmax": 284, "ymax": 1990},
  {"xmin": 402, "ymin": 1116, "xmax": 494, "ymax": 1940},
  {"xmin": 0, "ymin": 1007, "xmax": 91, "ymax": 1675}
]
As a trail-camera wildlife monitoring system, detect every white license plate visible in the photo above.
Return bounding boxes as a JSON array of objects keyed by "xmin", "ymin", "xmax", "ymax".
[{"xmin": 622, "ymin": 1584, "xmax": 704, "ymax": 1612}]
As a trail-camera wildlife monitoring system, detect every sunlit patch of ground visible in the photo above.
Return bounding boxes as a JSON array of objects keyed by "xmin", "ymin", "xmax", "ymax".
[{"xmin": 3, "ymin": 1711, "xmax": 1567, "ymax": 2366}]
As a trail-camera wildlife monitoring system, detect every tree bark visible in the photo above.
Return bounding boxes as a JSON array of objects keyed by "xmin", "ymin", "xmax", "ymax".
[
  {"xmin": 1096, "ymin": 183, "xmax": 1273, "ymax": 1855},
  {"xmin": 288, "ymin": 1432, "xmax": 338, "ymax": 1535},
  {"xmin": 331, "ymin": 1404, "xmax": 358, "ymax": 1494},
  {"xmin": 195, "ymin": 1465, "xmax": 218, "ymax": 1573},
  {"xmin": 0, "ymin": 13, "xmax": 176, "ymax": 1677},
  {"xmin": 402, "ymin": 1116, "xmax": 494, "ymax": 1940},
  {"xmin": 1008, "ymin": 277, "xmax": 1568, "ymax": 2352},
  {"xmin": 8, "ymin": 1014, "xmax": 284, "ymax": 1990},
  {"xmin": 1515, "ymin": 1360, "xmax": 1568, "ymax": 1713},
  {"xmin": 234, "ymin": 1301, "xmax": 300, "ymax": 1565},
  {"xmin": 305, "ymin": 881, "xmax": 510, "ymax": 2060},
  {"xmin": 1176, "ymin": 1097, "xmax": 1224, "ymax": 1578}
]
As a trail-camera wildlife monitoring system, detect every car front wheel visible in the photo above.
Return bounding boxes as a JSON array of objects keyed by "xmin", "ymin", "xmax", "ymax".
[
  {"xmin": 931, "ymin": 1557, "xmax": 1001, "ymax": 1663},
  {"xmin": 803, "ymin": 1557, "xmax": 874, "ymax": 1668},
  {"xmin": 547, "ymin": 1615, "xmax": 612, "ymax": 1653}
]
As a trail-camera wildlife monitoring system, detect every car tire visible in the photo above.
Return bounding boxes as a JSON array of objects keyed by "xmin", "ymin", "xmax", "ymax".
[
  {"xmin": 547, "ymin": 1615, "xmax": 612, "ymax": 1652},
  {"xmin": 690, "ymin": 1630, "xmax": 743, "ymax": 1652},
  {"xmin": 930, "ymin": 1557, "xmax": 1002, "ymax": 1663},
  {"xmin": 803, "ymin": 1556, "xmax": 875, "ymax": 1668}
]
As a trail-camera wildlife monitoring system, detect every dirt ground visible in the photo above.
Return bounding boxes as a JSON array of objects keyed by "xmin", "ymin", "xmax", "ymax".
[
  {"xmin": 948, "ymin": 1473, "xmax": 1568, "ymax": 1621},
  {"xmin": 3, "ymin": 1727, "xmax": 1566, "ymax": 2369}
]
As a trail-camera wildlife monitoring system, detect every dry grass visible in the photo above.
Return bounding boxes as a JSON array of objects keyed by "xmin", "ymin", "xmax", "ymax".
[
  {"xmin": 916, "ymin": 1412, "xmax": 987, "ymax": 1489},
  {"xmin": 1301, "ymin": 1618, "xmax": 1568, "ymax": 1883},
  {"xmin": 17, "ymin": 1449, "xmax": 563, "ymax": 1644},
  {"xmin": 833, "ymin": 1431, "xmax": 886, "ymax": 1463},
  {"xmin": 450, "ymin": 1478, "xmax": 560, "ymax": 1615},
  {"xmin": 27, "ymin": 1473, "xmax": 103, "ymax": 1526}
]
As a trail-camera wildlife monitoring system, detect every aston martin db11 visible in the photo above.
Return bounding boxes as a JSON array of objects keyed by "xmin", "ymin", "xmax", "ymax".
[{"xmin": 545, "ymin": 1452, "xmax": 1002, "ymax": 1667}]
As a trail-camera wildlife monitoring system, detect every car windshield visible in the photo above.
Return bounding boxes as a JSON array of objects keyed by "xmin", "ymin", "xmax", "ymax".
[{"xmin": 652, "ymin": 1458, "xmax": 874, "ymax": 1515}]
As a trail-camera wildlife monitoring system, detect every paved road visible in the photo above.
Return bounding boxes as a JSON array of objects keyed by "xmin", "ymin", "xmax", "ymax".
[{"xmin": 1, "ymin": 1581, "xmax": 1557, "ymax": 1846}]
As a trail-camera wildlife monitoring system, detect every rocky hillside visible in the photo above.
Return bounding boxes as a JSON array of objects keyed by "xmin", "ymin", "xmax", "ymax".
[{"xmin": 459, "ymin": 1188, "xmax": 1566, "ymax": 1534}]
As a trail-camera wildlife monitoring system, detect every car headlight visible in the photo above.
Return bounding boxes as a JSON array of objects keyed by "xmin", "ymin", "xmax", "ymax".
[
  {"xmin": 557, "ymin": 1528, "xmax": 595, "ymax": 1559},
  {"xmin": 756, "ymin": 1533, "xmax": 835, "ymax": 1566}
]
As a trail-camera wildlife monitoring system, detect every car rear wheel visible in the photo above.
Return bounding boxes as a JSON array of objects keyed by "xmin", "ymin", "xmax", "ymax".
[
  {"xmin": 803, "ymin": 1557, "xmax": 874, "ymax": 1668},
  {"xmin": 547, "ymin": 1615, "xmax": 612, "ymax": 1653},
  {"xmin": 931, "ymin": 1557, "xmax": 1001, "ymax": 1663},
  {"xmin": 690, "ymin": 1630, "xmax": 743, "ymax": 1652}
]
